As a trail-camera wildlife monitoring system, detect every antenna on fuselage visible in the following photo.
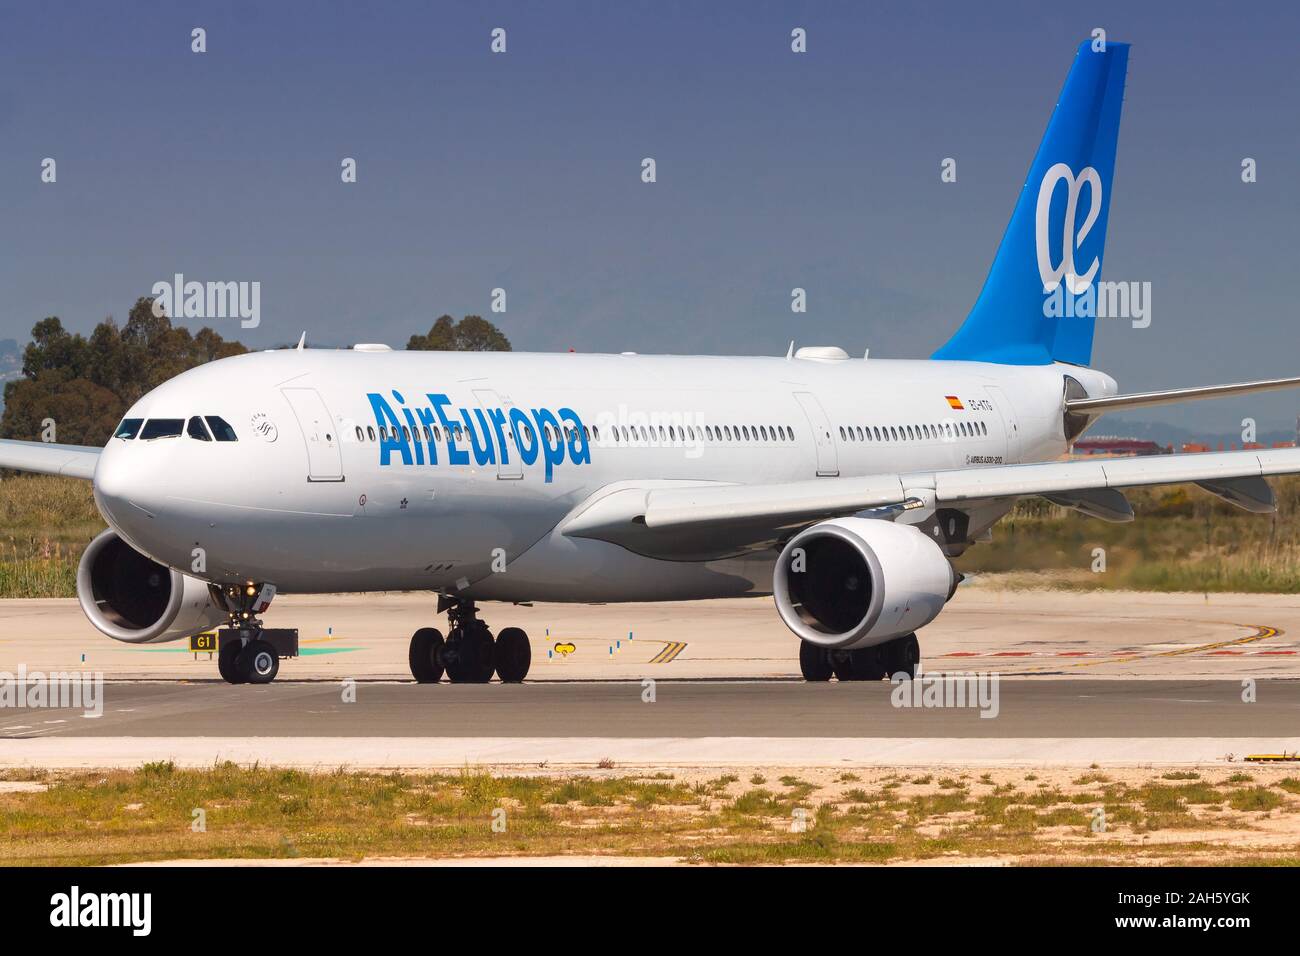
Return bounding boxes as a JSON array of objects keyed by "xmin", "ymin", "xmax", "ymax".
[
  {"xmin": 786, "ymin": 340, "xmax": 794, "ymax": 360},
  {"xmin": 296, "ymin": 331, "xmax": 306, "ymax": 351}
]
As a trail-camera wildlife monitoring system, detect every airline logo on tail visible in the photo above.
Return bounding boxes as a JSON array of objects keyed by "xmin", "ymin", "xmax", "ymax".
[{"xmin": 1035, "ymin": 162, "xmax": 1102, "ymax": 295}]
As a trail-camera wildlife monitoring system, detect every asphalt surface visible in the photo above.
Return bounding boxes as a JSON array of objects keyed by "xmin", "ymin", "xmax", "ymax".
[{"xmin": 5, "ymin": 678, "xmax": 1298, "ymax": 739}]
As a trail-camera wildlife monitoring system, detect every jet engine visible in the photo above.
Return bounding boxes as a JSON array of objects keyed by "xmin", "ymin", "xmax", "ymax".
[
  {"xmin": 773, "ymin": 517, "xmax": 956, "ymax": 650},
  {"xmin": 76, "ymin": 529, "xmax": 226, "ymax": 644}
]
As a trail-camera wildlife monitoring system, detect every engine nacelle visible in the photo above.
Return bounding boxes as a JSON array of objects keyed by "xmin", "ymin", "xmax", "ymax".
[
  {"xmin": 76, "ymin": 530, "xmax": 226, "ymax": 644},
  {"xmin": 773, "ymin": 517, "xmax": 955, "ymax": 650}
]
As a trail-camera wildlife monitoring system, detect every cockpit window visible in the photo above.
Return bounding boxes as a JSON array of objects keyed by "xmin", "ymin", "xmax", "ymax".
[
  {"xmin": 140, "ymin": 419, "xmax": 184, "ymax": 440},
  {"xmin": 114, "ymin": 418, "xmax": 143, "ymax": 440},
  {"xmin": 187, "ymin": 416, "xmax": 212, "ymax": 441},
  {"xmin": 205, "ymin": 416, "xmax": 238, "ymax": 442}
]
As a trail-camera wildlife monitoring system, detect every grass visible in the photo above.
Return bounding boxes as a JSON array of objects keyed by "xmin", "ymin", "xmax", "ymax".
[
  {"xmin": 956, "ymin": 477, "xmax": 1300, "ymax": 592},
  {"xmin": 5, "ymin": 764, "xmax": 1300, "ymax": 866},
  {"xmin": 0, "ymin": 474, "xmax": 103, "ymax": 597}
]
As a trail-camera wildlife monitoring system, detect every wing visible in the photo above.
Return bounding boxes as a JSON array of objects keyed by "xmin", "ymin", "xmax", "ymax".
[
  {"xmin": 0, "ymin": 439, "xmax": 101, "ymax": 479},
  {"xmin": 561, "ymin": 447, "xmax": 1300, "ymax": 560}
]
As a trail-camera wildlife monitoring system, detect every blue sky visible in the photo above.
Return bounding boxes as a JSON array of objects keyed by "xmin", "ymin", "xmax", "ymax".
[{"xmin": 2, "ymin": 0, "xmax": 1298, "ymax": 433}]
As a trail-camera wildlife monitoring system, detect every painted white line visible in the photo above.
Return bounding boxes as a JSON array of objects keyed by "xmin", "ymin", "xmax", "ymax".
[{"xmin": 2, "ymin": 736, "xmax": 1297, "ymax": 769}]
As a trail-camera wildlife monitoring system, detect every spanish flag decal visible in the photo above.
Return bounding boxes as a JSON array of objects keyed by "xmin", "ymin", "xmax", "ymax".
[{"xmin": 945, "ymin": 395, "xmax": 964, "ymax": 410}]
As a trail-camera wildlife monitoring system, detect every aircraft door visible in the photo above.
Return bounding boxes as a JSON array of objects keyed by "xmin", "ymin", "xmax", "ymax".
[
  {"xmin": 986, "ymin": 385, "xmax": 1021, "ymax": 464},
  {"xmin": 793, "ymin": 391, "xmax": 839, "ymax": 477},
  {"xmin": 473, "ymin": 388, "xmax": 522, "ymax": 479},
  {"xmin": 281, "ymin": 387, "xmax": 345, "ymax": 481}
]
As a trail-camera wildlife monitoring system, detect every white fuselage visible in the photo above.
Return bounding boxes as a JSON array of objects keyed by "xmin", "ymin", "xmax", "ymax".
[{"xmin": 92, "ymin": 349, "xmax": 1116, "ymax": 601}]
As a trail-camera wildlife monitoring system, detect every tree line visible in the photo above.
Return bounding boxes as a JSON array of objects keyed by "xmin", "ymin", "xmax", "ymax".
[{"xmin": 0, "ymin": 300, "xmax": 511, "ymax": 446}]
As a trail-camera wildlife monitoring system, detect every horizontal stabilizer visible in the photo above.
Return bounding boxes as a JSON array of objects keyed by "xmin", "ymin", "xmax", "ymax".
[{"xmin": 1067, "ymin": 375, "xmax": 1300, "ymax": 414}]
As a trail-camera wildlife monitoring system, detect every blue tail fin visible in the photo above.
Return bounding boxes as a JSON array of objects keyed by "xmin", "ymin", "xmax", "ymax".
[{"xmin": 933, "ymin": 39, "xmax": 1129, "ymax": 366}]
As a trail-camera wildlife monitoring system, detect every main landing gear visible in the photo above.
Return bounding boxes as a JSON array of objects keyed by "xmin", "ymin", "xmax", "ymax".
[
  {"xmin": 409, "ymin": 597, "xmax": 532, "ymax": 684},
  {"xmin": 799, "ymin": 633, "xmax": 920, "ymax": 683}
]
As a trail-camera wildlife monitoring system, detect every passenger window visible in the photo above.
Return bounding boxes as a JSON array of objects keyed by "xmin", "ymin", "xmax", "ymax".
[
  {"xmin": 355, "ymin": 426, "xmax": 365, "ymax": 442},
  {"xmin": 140, "ymin": 419, "xmax": 183, "ymax": 440},
  {"xmin": 187, "ymin": 417, "xmax": 212, "ymax": 441},
  {"xmin": 367, "ymin": 426, "xmax": 376, "ymax": 441},
  {"xmin": 114, "ymin": 418, "xmax": 143, "ymax": 440},
  {"xmin": 205, "ymin": 416, "xmax": 238, "ymax": 442}
]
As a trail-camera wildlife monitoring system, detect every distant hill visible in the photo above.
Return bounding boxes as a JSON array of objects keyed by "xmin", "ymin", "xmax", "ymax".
[{"xmin": 1092, "ymin": 416, "xmax": 1298, "ymax": 450}]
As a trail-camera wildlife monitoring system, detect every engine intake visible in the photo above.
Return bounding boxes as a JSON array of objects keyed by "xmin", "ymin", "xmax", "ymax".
[
  {"xmin": 76, "ymin": 530, "xmax": 225, "ymax": 644},
  {"xmin": 773, "ymin": 517, "xmax": 955, "ymax": 650}
]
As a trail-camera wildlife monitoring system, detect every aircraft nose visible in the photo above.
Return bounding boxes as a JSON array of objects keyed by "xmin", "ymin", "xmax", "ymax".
[{"xmin": 93, "ymin": 443, "xmax": 156, "ymax": 530}]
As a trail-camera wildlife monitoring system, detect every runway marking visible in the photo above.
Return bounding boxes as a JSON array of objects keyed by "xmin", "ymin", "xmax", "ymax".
[
  {"xmin": 649, "ymin": 642, "xmax": 688, "ymax": 664},
  {"xmin": 1015, "ymin": 623, "xmax": 1284, "ymax": 673},
  {"xmin": 941, "ymin": 645, "xmax": 1294, "ymax": 660}
]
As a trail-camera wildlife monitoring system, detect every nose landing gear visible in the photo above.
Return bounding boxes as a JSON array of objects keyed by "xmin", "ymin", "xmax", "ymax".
[
  {"xmin": 407, "ymin": 598, "xmax": 532, "ymax": 684},
  {"xmin": 210, "ymin": 582, "xmax": 297, "ymax": 685}
]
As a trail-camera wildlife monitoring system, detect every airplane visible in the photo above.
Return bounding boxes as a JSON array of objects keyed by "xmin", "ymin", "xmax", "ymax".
[{"xmin": 4, "ymin": 38, "xmax": 1300, "ymax": 686}]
